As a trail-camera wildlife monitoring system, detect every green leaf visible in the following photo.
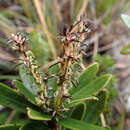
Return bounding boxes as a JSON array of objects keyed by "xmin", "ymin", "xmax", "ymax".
[
  {"xmin": 20, "ymin": 122, "xmax": 49, "ymax": 130},
  {"xmin": 29, "ymin": 31, "xmax": 51, "ymax": 65},
  {"xmin": 0, "ymin": 124, "xmax": 20, "ymax": 130},
  {"xmin": 47, "ymin": 64, "xmax": 59, "ymax": 95},
  {"xmin": 14, "ymin": 80, "xmax": 36, "ymax": 104},
  {"xmin": 72, "ymin": 74, "xmax": 112, "ymax": 100},
  {"xmin": 59, "ymin": 118, "xmax": 108, "ymax": 130},
  {"xmin": 121, "ymin": 14, "xmax": 130, "ymax": 28},
  {"xmin": 19, "ymin": 65, "xmax": 38, "ymax": 95},
  {"xmin": 69, "ymin": 103, "xmax": 85, "ymax": 120},
  {"xmin": 84, "ymin": 91, "xmax": 108, "ymax": 123},
  {"xmin": 0, "ymin": 110, "xmax": 10, "ymax": 124},
  {"xmin": 70, "ymin": 63, "xmax": 99, "ymax": 94},
  {"xmin": 0, "ymin": 75, "xmax": 19, "ymax": 80},
  {"xmin": 120, "ymin": 44, "xmax": 130, "ymax": 55},
  {"xmin": 0, "ymin": 83, "xmax": 37, "ymax": 112},
  {"xmin": 27, "ymin": 108, "xmax": 52, "ymax": 121},
  {"xmin": 8, "ymin": 111, "xmax": 29, "ymax": 125}
]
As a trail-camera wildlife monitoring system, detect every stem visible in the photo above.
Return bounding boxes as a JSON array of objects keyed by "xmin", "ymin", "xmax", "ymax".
[
  {"xmin": 54, "ymin": 44, "xmax": 75, "ymax": 114},
  {"xmin": 10, "ymin": 33, "xmax": 49, "ymax": 111},
  {"xmin": 48, "ymin": 120, "xmax": 60, "ymax": 130}
]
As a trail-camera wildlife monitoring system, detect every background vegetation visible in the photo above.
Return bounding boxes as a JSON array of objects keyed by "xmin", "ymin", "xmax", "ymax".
[{"xmin": 0, "ymin": 0, "xmax": 130, "ymax": 130}]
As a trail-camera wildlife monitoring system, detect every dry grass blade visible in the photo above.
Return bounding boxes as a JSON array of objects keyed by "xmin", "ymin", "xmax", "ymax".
[
  {"xmin": 33, "ymin": 0, "xmax": 56, "ymax": 59},
  {"xmin": 76, "ymin": 0, "xmax": 89, "ymax": 20},
  {"xmin": 5, "ymin": 110, "xmax": 16, "ymax": 124}
]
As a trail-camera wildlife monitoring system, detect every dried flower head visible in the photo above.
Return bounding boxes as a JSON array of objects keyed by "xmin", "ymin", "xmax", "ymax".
[
  {"xmin": 8, "ymin": 32, "xmax": 28, "ymax": 51},
  {"xmin": 59, "ymin": 17, "xmax": 93, "ymax": 45}
]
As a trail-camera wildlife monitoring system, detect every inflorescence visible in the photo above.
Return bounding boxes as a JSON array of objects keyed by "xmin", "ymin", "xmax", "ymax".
[{"xmin": 9, "ymin": 17, "xmax": 93, "ymax": 117}]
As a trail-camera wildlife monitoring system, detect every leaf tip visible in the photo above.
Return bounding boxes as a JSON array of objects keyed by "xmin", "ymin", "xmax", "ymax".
[{"xmin": 91, "ymin": 62, "xmax": 99, "ymax": 67}]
